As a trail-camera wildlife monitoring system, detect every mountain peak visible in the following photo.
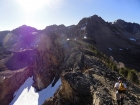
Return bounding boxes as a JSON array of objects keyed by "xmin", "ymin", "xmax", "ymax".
[
  {"xmin": 113, "ymin": 19, "xmax": 126, "ymax": 25},
  {"xmin": 90, "ymin": 14, "xmax": 105, "ymax": 22},
  {"xmin": 91, "ymin": 14, "xmax": 100, "ymax": 18},
  {"xmin": 12, "ymin": 25, "xmax": 38, "ymax": 35},
  {"xmin": 77, "ymin": 15, "xmax": 105, "ymax": 27}
]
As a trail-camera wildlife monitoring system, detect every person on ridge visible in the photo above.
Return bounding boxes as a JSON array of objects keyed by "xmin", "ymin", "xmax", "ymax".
[{"xmin": 114, "ymin": 77, "xmax": 127, "ymax": 105}]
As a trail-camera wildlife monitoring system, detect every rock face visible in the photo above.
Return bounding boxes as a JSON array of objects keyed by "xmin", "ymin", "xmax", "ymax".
[
  {"xmin": 5, "ymin": 49, "xmax": 37, "ymax": 70},
  {"xmin": 31, "ymin": 33, "xmax": 64, "ymax": 91},
  {"xmin": 0, "ymin": 16, "xmax": 140, "ymax": 105},
  {"xmin": 0, "ymin": 31, "xmax": 64, "ymax": 104},
  {"xmin": 44, "ymin": 15, "xmax": 140, "ymax": 71},
  {"xmin": 43, "ymin": 70, "xmax": 140, "ymax": 105},
  {"xmin": 0, "ymin": 67, "xmax": 33, "ymax": 104},
  {"xmin": 43, "ymin": 39, "xmax": 140, "ymax": 105},
  {"xmin": 43, "ymin": 72, "xmax": 95, "ymax": 105},
  {"xmin": 78, "ymin": 15, "xmax": 140, "ymax": 71}
]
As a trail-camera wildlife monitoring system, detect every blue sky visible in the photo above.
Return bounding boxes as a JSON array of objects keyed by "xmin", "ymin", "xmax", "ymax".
[{"xmin": 0, "ymin": 0, "xmax": 140, "ymax": 31}]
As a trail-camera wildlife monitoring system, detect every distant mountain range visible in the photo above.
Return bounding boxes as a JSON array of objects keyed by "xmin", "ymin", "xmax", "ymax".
[{"xmin": 2, "ymin": 15, "xmax": 140, "ymax": 71}]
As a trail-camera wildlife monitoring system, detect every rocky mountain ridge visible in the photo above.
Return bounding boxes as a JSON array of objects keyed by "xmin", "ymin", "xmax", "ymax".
[
  {"xmin": 42, "ymin": 15, "xmax": 140, "ymax": 71},
  {"xmin": 43, "ymin": 39, "xmax": 140, "ymax": 105},
  {"xmin": 0, "ymin": 15, "xmax": 140, "ymax": 105}
]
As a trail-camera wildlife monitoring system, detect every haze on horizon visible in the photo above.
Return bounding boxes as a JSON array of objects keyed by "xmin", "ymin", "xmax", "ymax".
[{"xmin": 0, "ymin": 0, "xmax": 140, "ymax": 31}]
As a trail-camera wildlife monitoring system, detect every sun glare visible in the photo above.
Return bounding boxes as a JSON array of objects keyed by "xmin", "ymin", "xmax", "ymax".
[
  {"xmin": 16, "ymin": 0, "xmax": 64, "ymax": 28},
  {"xmin": 17, "ymin": 0, "xmax": 48, "ymax": 13}
]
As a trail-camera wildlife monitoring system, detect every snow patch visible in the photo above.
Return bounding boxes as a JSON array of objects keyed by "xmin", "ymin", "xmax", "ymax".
[
  {"xmin": 81, "ymin": 26, "xmax": 86, "ymax": 31},
  {"xmin": 108, "ymin": 48, "xmax": 112, "ymax": 51},
  {"xmin": 2, "ymin": 76, "xmax": 6, "ymax": 80},
  {"xmin": 84, "ymin": 36, "xmax": 87, "ymax": 39},
  {"xmin": 10, "ymin": 77, "xmax": 61, "ymax": 105},
  {"xmin": 129, "ymin": 38, "xmax": 136, "ymax": 41}
]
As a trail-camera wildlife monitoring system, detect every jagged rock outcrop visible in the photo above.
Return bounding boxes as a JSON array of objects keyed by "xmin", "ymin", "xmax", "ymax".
[
  {"xmin": 11, "ymin": 25, "xmax": 38, "ymax": 35},
  {"xmin": 37, "ymin": 15, "xmax": 140, "ymax": 71},
  {"xmin": 31, "ymin": 33, "xmax": 65, "ymax": 90},
  {"xmin": 43, "ymin": 72, "xmax": 95, "ymax": 105},
  {"xmin": 0, "ymin": 31, "xmax": 65, "ymax": 104},
  {"xmin": 76, "ymin": 15, "xmax": 140, "ymax": 71},
  {"xmin": 43, "ymin": 69, "xmax": 140, "ymax": 105}
]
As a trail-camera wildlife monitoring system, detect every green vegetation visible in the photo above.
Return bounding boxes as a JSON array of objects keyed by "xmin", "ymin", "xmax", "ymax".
[
  {"xmin": 106, "ymin": 58, "xmax": 139, "ymax": 84},
  {"xmin": 68, "ymin": 39, "xmax": 140, "ymax": 84},
  {"xmin": 86, "ymin": 41, "xmax": 139, "ymax": 84},
  {"xmin": 119, "ymin": 68, "xmax": 129, "ymax": 77},
  {"xmin": 107, "ymin": 59, "xmax": 139, "ymax": 84},
  {"xmin": 127, "ymin": 69, "xmax": 139, "ymax": 83}
]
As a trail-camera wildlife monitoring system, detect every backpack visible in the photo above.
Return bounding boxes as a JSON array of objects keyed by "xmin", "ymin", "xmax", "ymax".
[{"xmin": 118, "ymin": 83, "xmax": 126, "ymax": 90}]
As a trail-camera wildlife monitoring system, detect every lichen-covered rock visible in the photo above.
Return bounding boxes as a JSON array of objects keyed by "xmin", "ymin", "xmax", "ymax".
[{"xmin": 43, "ymin": 72, "xmax": 96, "ymax": 105}]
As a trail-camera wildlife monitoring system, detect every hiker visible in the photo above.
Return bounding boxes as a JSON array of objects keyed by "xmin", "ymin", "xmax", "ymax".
[{"xmin": 114, "ymin": 77, "xmax": 127, "ymax": 105}]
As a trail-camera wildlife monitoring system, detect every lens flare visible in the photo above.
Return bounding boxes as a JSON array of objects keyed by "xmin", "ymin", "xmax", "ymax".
[{"xmin": 17, "ymin": 0, "xmax": 47, "ymax": 13}]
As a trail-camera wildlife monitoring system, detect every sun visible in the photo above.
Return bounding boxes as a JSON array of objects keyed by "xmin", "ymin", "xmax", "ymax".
[
  {"xmin": 17, "ymin": 0, "xmax": 48, "ymax": 13},
  {"xmin": 16, "ymin": 0, "xmax": 64, "ymax": 27}
]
